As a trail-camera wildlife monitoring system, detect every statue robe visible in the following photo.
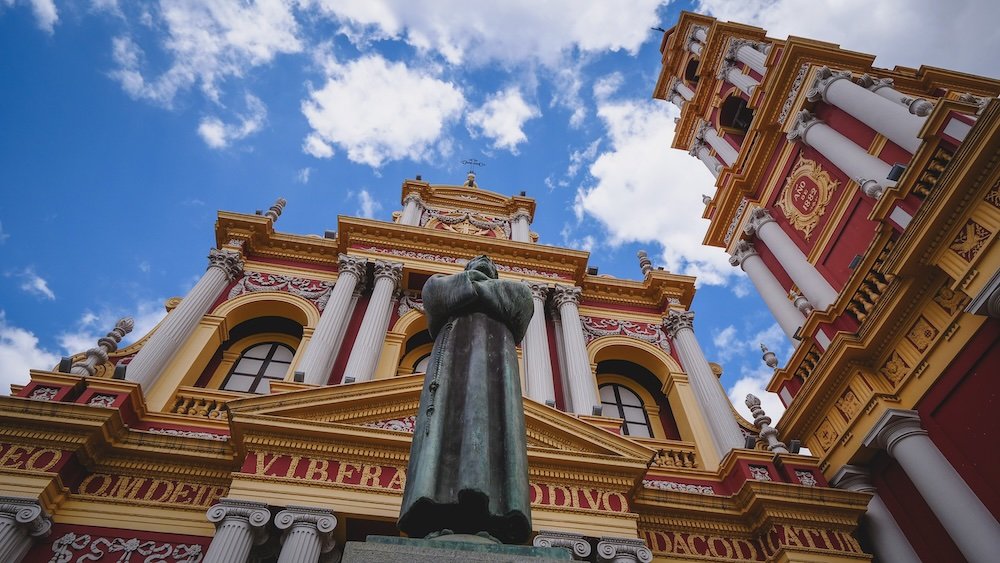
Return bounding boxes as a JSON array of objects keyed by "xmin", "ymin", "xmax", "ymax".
[{"xmin": 398, "ymin": 270, "xmax": 534, "ymax": 544}]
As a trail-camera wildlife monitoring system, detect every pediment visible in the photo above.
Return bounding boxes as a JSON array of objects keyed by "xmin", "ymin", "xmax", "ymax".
[{"xmin": 225, "ymin": 375, "xmax": 654, "ymax": 462}]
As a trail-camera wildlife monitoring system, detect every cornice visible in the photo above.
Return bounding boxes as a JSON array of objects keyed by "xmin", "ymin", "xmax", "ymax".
[
  {"xmin": 581, "ymin": 270, "xmax": 696, "ymax": 311},
  {"xmin": 401, "ymin": 179, "xmax": 537, "ymax": 219}
]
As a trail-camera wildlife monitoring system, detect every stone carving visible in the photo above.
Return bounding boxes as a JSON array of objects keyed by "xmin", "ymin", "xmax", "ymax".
[
  {"xmin": 879, "ymin": 351, "xmax": 910, "ymax": 384},
  {"xmin": 786, "ymin": 110, "xmax": 822, "ymax": 144},
  {"xmin": 906, "ymin": 316, "xmax": 938, "ymax": 353},
  {"xmin": 949, "ymin": 219, "xmax": 991, "ymax": 262},
  {"xmin": 642, "ymin": 480, "xmax": 715, "ymax": 495},
  {"xmin": 746, "ymin": 394, "xmax": 788, "ymax": 453},
  {"xmin": 397, "ymin": 292, "xmax": 425, "ymax": 317},
  {"xmin": 28, "ymin": 386, "xmax": 58, "ymax": 401},
  {"xmin": 0, "ymin": 497, "xmax": 51, "ymax": 542},
  {"xmin": 352, "ymin": 245, "xmax": 566, "ymax": 279},
  {"xmin": 373, "ymin": 260, "xmax": 404, "ymax": 285},
  {"xmin": 525, "ymin": 282, "xmax": 550, "ymax": 301},
  {"xmin": 933, "ymin": 285, "xmax": 967, "ymax": 316},
  {"xmin": 87, "ymin": 394, "xmax": 117, "ymax": 408},
  {"xmin": 814, "ymin": 418, "xmax": 839, "ymax": 451},
  {"xmin": 228, "ymin": 271, "xmax": 335, "ymax": 312},
  {"xmin": 729, "ymin": 240, "xmax": 758, "ymax": 268},
  {"xmin": 805, "ymin": 66, "xmax": 853, "ymax": 103},
  {"xmin": 145, "ymin": 428, "xmax": 229, "ymax": 441},
  {"xmin": 749, "ymin": 465, "xmax": 772, "ymax": 481},
  {"xmin": 835, "ymin": 389, "xmax": 862, "ymax": 420},
  {"xmin": 723, "ymin": 197, "xmax": 750, "ymax": 245},
  {"xmin": 337, "ymin": 254, "xmax": 367, "ymax": 280},
  {"xmin": 775, "ymin": 156, "xmax": 839, "ymax": 240},
  {"xmin": 552, "ymin": 285, "xmax": 582, "ymax": 308},
  {"xmin": 596, "ymin": 536, "xmax": 653, "ymax": 563},
  {"xmin": 796, "ymin": 470, "xmax": 818, "ymax": 487},
  {"xmin": 275, "ymin": 506, "xmax": 337, "ymax": 555},
  {"xmin": 70, "ymin": 317, "xmax": 134, "ymax": 377},
  {"xmin": 663, "ymin": 310, "xmax": 695, "ymax": 339},
  {"xmin": 778, "ymin": 64, "xmax": 811, "ymax": 124},
  {"xmin": 206, "ymin": 248, "xmax": 244, "ymax": 281},
  {"xmin": 362, "ymin": 416, "xmax": 417, "ymax": 433},
  {"xmin": 50, "ymin": 532, "xmax": 203, "ymax": 562},
  {"xmin": 420, "ymin": 207, "xmax": 512, "ymax": 239},
  {"xmin": 533, "ymin": 530, "xmax": 592, "ymax": 558},
  {"xmin": 580, "ymin": 316, "xmax": 671, "ymax": 353}
]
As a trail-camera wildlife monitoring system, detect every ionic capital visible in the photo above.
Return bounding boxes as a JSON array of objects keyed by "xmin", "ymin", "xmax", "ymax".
[
  {"xmin": 207, "ymin": 248, "xmax": 245, "ymax": 281},
  {"xmin": 806, "ymin": 66, "xmax": 854, "ymax": 103},
  {"xmin": 0, "ymin": 496, "xmax": 51, "ymax": 539},
  {"xmin": 716, "ymin": 58, "xmax": 737, "ymax": 81},
  {"xmin": 664, "ymin": 310, "xmax": 695, "ymax": 339},
  {"xmin": 206, "ymin": 499, "xmax": 271, "ymax": 544},
  {"xmin": 857, "ymin": 73, "xmax": 894, "ymax": 92},
  {"xmin": 688, "ymin": 138, "xmax": 707, "ymax": 157},
  {"xmin": 533, "ymin": 530, "xmax": 592, "ymax": 559},
  {"xmin": 596, "ymin": 536, "xmax": 653, "ymax": 563},
  {"xmin": 337, "ymin": 254, "xmax": 367, "ymax": 280},
  {"xmin": 859, "ymin": 178, "xmax": 885, "ymax": 199},
  {"xmin": 786, "ymin": 109, "xmax": 822, "ymax": 143},
  {"xmin": 728, "ymin": 239, "xmax": 758, "ymax": 269},
  {"xmin": 695, "ymin": 120, "xmax": 714, "ymax": 143},
  {"xmin": 830, "ymin": 464, "xmax": 877, "ymax": 494},
  {"xmin": 743, "ymin": 207, "xmax": 775, "ymax": 236},
  {"xmin": 372, "ymin": 260, "xmax": 403, "ymax": 286},
  {"xmin": 552, "ymin": 285, "xmax": 582, "ymax": 309},
  {"xmin": 274, "ymin": 506, "xmax": 337, "ymax": 552},
  {"xmin": 862, "ymin": 409, "xmax": 927, "ymax": 455}
]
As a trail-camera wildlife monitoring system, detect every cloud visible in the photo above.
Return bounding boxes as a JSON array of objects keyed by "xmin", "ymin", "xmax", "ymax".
[
  {"xmin": 356, "ymin": 189, "xmax": 381, "ymax": 219},
  {"xmin": 697, "ymin": 0, "xmax": 1000, "ymax": 77},
  {"xmin": 0, "ymin": 220, "xmax": 9, "ymax": 244},
  {"xmin": 109, "ymin": 0, "xmax": 303, "ymax": 106},
  {"xmin": 728, "ymin": 364, "xmax": 786, "ymax": 423},
  {"xmin": 138, "ymin": 260, "xmax": 151, "ymax": 273},
  {"xmin": 0, "ymin": 311, "xmax": 60, "ymax": 392},
  {"xmin": 312, "ymin": 0, "xmax": 665, "ymax": 66},
  {"xmin": 197, "ymin": 93, "xmax": 267, "ymax": 149},
  {"xmin": 296, "ymin": 167, "xmax": 312, "ymax": 184},
  {"xmin": 573, "ymin": 95, "xmax": 736, "ymax": 285},
  {"xmin": 10, "ymin": 267, "xmax": 55, "ymax": 300},
  {"xmin": 466, "ymin": 88, "xmax": 540, "ymax": 154},
  {"xmin": 713, "ymin": 322, "xmax": 790, "ymax": 363},
  {"xmin": 57, "ymin": 300, "xmax": 167, "ymax": 357},
  {"xmin": 3, "ymin": 0, "xmax": 59, "ymax": 33},
  {"xmin": 301, "ymin": 54, "xmax": 465, "ymax": 167}
]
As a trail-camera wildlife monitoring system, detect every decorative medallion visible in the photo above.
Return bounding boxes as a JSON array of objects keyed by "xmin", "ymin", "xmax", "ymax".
[
  {"xmin": 949, "ymin": 219, "xmax": 991, "ymax": 262},
  {"xmin": 775, "ymin": 157, "xmax": 838, "ymax": 240},
  {"xmin": 28, "ymin": 386, "xmax": 58, "ymax": 401},
  {"xmin": 749, "ymin": 465, "xmax": 772, "ymax": 481},
  {"xmin": 906, "ymin": 316, "xmax": 938, "ymax": 353},
  {"xmin": 362, "ymin": 415, "xmax": 417, "ymax": 433},
  {"xmin": 580, "ymin": 316, "xmax": 671, "ymax": 353},
  {"xmin": 879, "ymin": 351, "xmax": 910, "ymax": 385},
  {"xmin": 985, "ymin": 178, "xmax": 1000, "ymax": 209},
  {"xmin": 795, "ymin": 470, "xmax": 818, "ymax": 487},
  {"xmin": 228, "ymin": 271, "xmax": 334, "ymax": 311},
  {"xmin": 814, "ymin": 418, "xmax": 838, "ymax": 451},
  {"xmin": 87, "ymin": 394, "xmax": 117, "ymax": 408},
  {"xmin": 835, "ymin": 389, "xmax": 862, "ymax": 420},
  {"xmin": 933, "ymin": 285, "xmax": 967, "ymax": 316}
]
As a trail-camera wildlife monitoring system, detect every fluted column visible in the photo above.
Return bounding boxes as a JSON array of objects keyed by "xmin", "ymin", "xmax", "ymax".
[
  {"xmin": 0, "ymin": 497, "xmax": 50, "ymax": 563},
  {"xmin": 665, "ymin": 311, "xmax": 744, "ymax": 459},
  {"xmin": 699, "ymin": 122, "xmax": 739, "ymax": 167},
  {"xmin": 717, "ymin": 59, "xmax": 759, "ymax": 97},
  {"xmin": 744, "ymin": 207, "xmax": 838, "ymax": 310},
  {"xmin": 533, "ymin": 530, "xmax": 592, "ymax": 560},
  {"xmin": 342, "ymin": 260, "xmax": 402, "ymax": 383},
  {"xmin": 296, "ymin": 255, "xmax": 367, "ymax": 386},
  {"xmin": 669, "ymin": 78, "xmax": 695, "ymax": 102},
  {"xmin": 203, "ymin": 499, "xmax": 270, "ymax": 563},
  {"xmin": 511, "ymin": 209, "xmax": 532, "ymax": 242},
  {"xmin": 729, "ymin": 240, "xmax": 805, "ymax": 340},
  {"xmin": 858, "ymin": 74, "xmax": 934, "ymax": 117},
  {"xmin": 275, "ymin": 506, "xmax": 337, "ymax": 563},
  {"xmin": 596, "ymin": 536, "xmax": 653, "ymax": 563},
  {"xmin": 690, "ymin": 140, "xmax": 722, "ymax": 178},
  {"xmin": 864, "ymin": 409, "xmax": 1000, "ymax": 562},
  {"xmin": 728, "ymin": 39, "xmax": 767, "ymax": 75},
  {"xmin": 523, "ymin": 283, "xmax": 556, "ymax": 405},
  {"xmin": 787, "ymin": 110, "xmax": 893, "ymax": 198},
  {"xmin": 687, "ymin": 38, "xmax": 703, "ymax": 56},
  {"xmin": 127, "ymin": 249, "xmax": 243, "ymax": 390},
  {"xmin": 553, "ymin": 286, "xmax": 599, "ymax": 415},
  {"xmin": 831, "ymin": 466, "xmax": 921, "ymax": 563},
  {"xmin": 690, "ymin": 25, "xmax": 707, "ymax": 43},
  {"xmin": 808, "ymin": 67, "xmax": 925, "ymax": 153},
  {"xmin": 548, "ymin": 304, "xmax": 573, "ymax": 411},
  {"xmin": 400, "ymin": 193, "xmax": 424, "ymax": 226}
]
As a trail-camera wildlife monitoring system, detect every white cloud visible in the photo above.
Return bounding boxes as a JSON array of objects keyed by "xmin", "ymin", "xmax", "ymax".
[
  {"xmin": 573, "ymin": 96, "xmax": 736, "ymax": 285},
  {"xmin": 110, "ymin": 0, "xmax": 303, "ymax": 106},
  {"xmin": 10, "ymin": 267, "xmax": 55, "ymax": 300},
  {"xmin": 301, "ymin": 54, "xmax": 465, "ymax": 167},
  {"xmin": 296, "ymin": 167, "xmax": 312, "ymax": 184},
  {"xmin": 0, "ymin": 311, "xmax": 59, "ymax": 393},
  {"xmin": 138, "ymin": 260, "xmax": 151, "ymax": 273},
  {"xmin": 57, "ymin": 300, "xmax": 167, "ymax": 356},
  {"xmin": 356, "ymin": 189, "xmax": 381, "ymax": 219},
  {"xmin": 466, "ymin": 88, "xmax": 540, "ymax": 154},
  {"xmin": 4, "ymin": 0, "xmax": 59, "ymax": 33},
  {"xmin": 197, "ymin": 93, "xmax": 267, "ymax": 148},
  {"xmin": 311, "ymin": 0, "xmax": 665, "ymax": 66},
  {"xmin": 549, "ymin": 62, "xmax": 588, "ymax": 128},
  {"xmin": 593, "ymin": 72, "xmax": 624, "ymax": 101},
  {"xmin": 697, "ymin": 0, "xmax": 1000, "ymax": 77},
  {"xmin": 712, "ymin": 321, "xmax": 791, "ymax": 364},
  {"xmin": 0, "ymin": 220, "xmax": 9, "ymax": 244}
]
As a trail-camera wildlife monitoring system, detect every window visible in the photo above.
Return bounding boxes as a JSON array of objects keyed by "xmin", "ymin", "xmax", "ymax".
[
  {"xmin": 221, "ymin": 342, "xmax": 294, "ymax": 394},
  {"xmin": 599, "ymin": 383, "xmax": 653, "ymax": 438},
  {"xmin": 413, "ymin": 354, "xmax": 431, "ymax": 374}
]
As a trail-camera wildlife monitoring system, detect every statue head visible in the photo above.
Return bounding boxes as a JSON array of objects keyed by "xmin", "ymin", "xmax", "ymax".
[{"xmin": 465, "ymin": 255, "xmax": 498, "ymax": 279}]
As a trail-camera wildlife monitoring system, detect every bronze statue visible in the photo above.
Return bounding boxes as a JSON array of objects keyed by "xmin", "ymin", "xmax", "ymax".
[{"xmin": 398, "ymin": 255, "xmax": 534, "ymax": 544}]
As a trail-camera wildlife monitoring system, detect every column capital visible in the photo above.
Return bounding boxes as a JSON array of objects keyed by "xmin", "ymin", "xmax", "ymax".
[
  {"xmin": 900, "ymin": 96, "xmax": 935, "ymax": 117},
  {"xmin": 372, "ymin": 260, "xmax": 403, "ymax": 286},
  {"xmin": 805, "ymin": 66, "xmax": 854, "ymax": 103},
  {"xmin": 695, "ymin": 120, "xmax": 714, "ymax": 143},
  {"xmin": 857, "ymin": 73, "xmax": 894, "ymax": 92},
  {"xmin": 830, "ymin": 464, "xmax": 877, "ymax": 493},
  {"xmin": 402, "ymin": 192, "xmax": 423, "ymax": 205},
  {"xmin": 274, "ymin": 506, "xmax": 337, "ymax": 553},
  {"xmin": 337, "ymin": 254, "xmax": 367, "ymax": 280},
  {"xmin": 207, "ymin": 248, "xmax": 245, "ymax": 281},
  {"xmin": 786, "ymin": 109, "xmax": 821, "ymax": 143},
  {"xmin": 863, "ymin": 408, "xmax": 927, "ymax": 455},
  {"xmin": 206, "ymin": 498, "xmax": 271, "ymax": 543},
  {"xmin": 687, "ymin": 138, "xmax": 706, "ymax": 157},
  {"xmin": 664, "ymin": 309, "xmax": 695, "ymax": 338},
  {"xmin": 728, "ymin": 239, "xmax": 758, "ymax": 269},
  {"xmin": 511, "ymin": 208, "xmax": 532, "ymax": 222},
  {"xmin": 688, "ymin": 25, "xmax": 707, "ymax": 43},
  {"xmin": 0, "ymin": 496, "xmax": 51, "ymax": 539},
  {"xmin": 524, "ymin": 281, "xmax": 550, "ymax": 301},
  {"xmin": 596, "ymin": 536, "xmax": 653, "ymax": 563},
  {"xmin": 552, "ymin": 285, "xmax": 582, "ymax": 308},
  {"xmin": 715, "ymin": 58, "xmax": 738, "ymax": 81},
  {"xmin": 743, "ymin": 207, "xmax": 775, "ymax": 236},
  {"xmin": 533, "ymin": 530, "xmax": 592, "ymax": 559}
]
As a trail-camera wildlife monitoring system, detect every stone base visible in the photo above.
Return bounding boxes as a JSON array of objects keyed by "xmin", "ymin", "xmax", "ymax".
[{"xmin": 342, "ymin": 535, "xmax": 573, "ymax": 562}]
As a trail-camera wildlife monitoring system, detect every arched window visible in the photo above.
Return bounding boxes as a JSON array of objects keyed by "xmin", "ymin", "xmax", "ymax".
[
  {"xmin": 599, "ymin": 383, "xmax": 653, "ymax": 438},
  {"xmin": 221, "ymin": 342, "xmax": 294, "ymax": 394},
  {"xmin": 719, "ymin": 95, "xmax": 755, "ymax": 134},
  {"xmin": 684, "ymin": 58, "xmax": 700, "ymax": 84}
]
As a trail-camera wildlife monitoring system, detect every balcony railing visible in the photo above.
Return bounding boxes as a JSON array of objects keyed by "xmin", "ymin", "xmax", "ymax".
[
  {"xmin": 633, "ymin": 437, "xmax": 699, "ymax": 469},
  {"xmin": 169, "ymin": 386, "xmax": 248, "ymax": 420}
]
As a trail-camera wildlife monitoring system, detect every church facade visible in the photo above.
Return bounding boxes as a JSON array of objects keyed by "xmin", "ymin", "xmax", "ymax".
[{"xmin": 654, "ymin": 10, "xmax": 1000, "ymax": 563}]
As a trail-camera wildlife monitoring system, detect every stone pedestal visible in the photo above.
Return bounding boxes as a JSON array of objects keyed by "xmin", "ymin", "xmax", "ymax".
[{"xmin": 342, "ymin": 535, "xmax": 572, "ymax": 562}]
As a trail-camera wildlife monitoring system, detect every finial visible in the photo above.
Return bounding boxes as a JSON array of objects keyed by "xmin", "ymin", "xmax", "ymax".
[
  {"xmin": 745, "ymin": 394, "xmax": 788, "ymax": 453},
  {"xmin": 265, "ymin": 197, "xmax": 286, "ymax": 222},
  {"xmin": 70, "ymin": 317, "xmax": 134, "ymax": 377},
  {"xmin": 637, "ymin": 250, "xmax": 653, "ymax": 276},
  {"xmin": 461, "ymin": 158, "xmax": 485, "ymax": 187},
  {"xmin": 702, "ymin": 194, "xmax": 712, "ymax": 205},
  {"xmin": 761, "ymin": 344, "xmax": 778, "ymax": 368}
]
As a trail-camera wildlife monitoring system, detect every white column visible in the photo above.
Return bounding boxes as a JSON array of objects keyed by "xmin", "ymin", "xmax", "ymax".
[
  {"xmin": 665, "ymin": 310, "xmax": 745, "ymax": 458},
  {"xmin": 864, "ymin": 409, "xmax": 1000, "ymax": 563},
  {"xmin": 203, "ymin": 499, "xmax": 270, "ymax": 563},
  {"xmin": 127, "ymin": 249, "xmax": 243, "ymax": 390},
  {"xmin": 596, "ymin": 536, "xmax": 654, "ymax": 563},
  {"xmin": 690, "ymin": 140, "xmax": 722, "ymax": 178},
  {"xmin": 553, "ymin": 286, "xmax": 600, "ymax": 416},
  {"xmin": 808, "ymin": 67, "xmax": 925, "ymax": 154},
  {"xmin": 728, "ymin": 39, "xmax": 767, "ymax": 76},
  {"xmin": 342, "ymin": 260, "xmax": 402, "ymax": 383},
  {"xmin": 0, "ymin": 497, "xmax": 50, "ymax": 563},
  {"xmin": 787, "ymin": 110, "xmax": 894, "ymax": 199},
  {"xmin": 729, "ymin": 240, "xmax": 805, "ymax": 340},
  {"xmin": 399, "ymin": 193, "xmax": 424, "ymax": 226},
  {"xmin": 523, "ymin": 283, "xmax": 556, "ymax": 405},
  {"xmin": 671, "ymin": 78, "xmax": 695, "ymax": 102},
  {"xmin": 511, "ymin": 209, "xmax": 532, "ymax": 242},
  {"xmin": 744, "ymin": 207, "xmax": 838, "ymax": 310},
  {"xmin": 296, "ymin": 255, "xmax": 366, "ymax": 386},
  {"xmin": 690, "ymin": 25, "xmax": 707, "ymax": 43},
  {"xmin": 717, "ymin": 60, "xmax": 759, "ymax": 97},
  {"xmin": 687, "ymin": 39, "xmax": 703, "ymax": 56},
  {"xmin": 831, "ymin": 466, "xmax": 921, "ymax": 563},
  {"xmin": 548, "ymin": 305, "xmax": 573, "ymax": 411},
  {"xmin": 699, "ymin": 122, "xmax": 739, "ymax": 167},
  {"xmin": 858, "ymin": 74, "xmax": 934, "ymax": 117},
  {"xmin": 275, "ymin": 507, "xmax": 337, "ymax": 563}
]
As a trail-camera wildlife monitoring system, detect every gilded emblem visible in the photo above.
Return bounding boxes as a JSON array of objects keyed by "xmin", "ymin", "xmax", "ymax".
[{"xmin": 775, "ymin": 156, "xmax": 838, "ymax": 240}]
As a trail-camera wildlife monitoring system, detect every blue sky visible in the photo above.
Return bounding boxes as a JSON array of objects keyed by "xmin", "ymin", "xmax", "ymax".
[{"xmin": 1, "ymin": 0, "xmax": 996, "ymax": 421}]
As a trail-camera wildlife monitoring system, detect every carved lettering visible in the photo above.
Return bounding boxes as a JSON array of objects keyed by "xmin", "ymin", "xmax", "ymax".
[
  {"xmin": 0, "ymin": 444, "xmax": 64, "ymax": 472},
  {"xmin": 74, "ymin": 473, "xmax": 223, "ymax": 508},
  {"xmin": 305, "ymin": 459, "xmax": 330, "ymax": 481},
  {"xmin": 360, "ymin": 464, "xmax": 383, "ymax": 487}
]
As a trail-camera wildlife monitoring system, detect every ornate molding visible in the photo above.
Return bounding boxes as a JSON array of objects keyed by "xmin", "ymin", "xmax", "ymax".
[
  {"xmin": 862, "ymin": 408, "xmax": 927, "ymax": 455},
  {"xmin": 723, "ymin": 197, "xmax": 750, "ymax": 246},
  {"xmin": 207, "ymin": 248, "xmax": 244, "ymax": 281},
  {"xmin": 146, "ymin": 428, "xmax": 229, "ymax": 441},
  {"xmin": 774, "ymin": 156, "xmax": 839, "ymax": 240},
  {"xmin": 397, "ymin": 292, "xmax": 424, "ymax": 317},
  {"xmin": 352, "ymin": 245, "xmax": 566, "ymax": 280},
  {"xmin": 552, "ymin": 285, "xmax": 582, "ymax": 308},
  {"xmin": 663, "ymin": 310, "xmax": 695, "ymax": 339},
  {"xmin": 420, "ymin": 206, "xmax": 512, "ymax": 238},
  {"xmin": 228, "ymin": 271, "xmax": 335, "ymax": 311},
  {"xmin": 580, "ymin": 316, "xmax": 671, "ymax": 353},
  {"xmin": 50, "ymin": 532, "xmax": 203, "ymax": 563},
  {"xmin": 778, "ymin": 64, "xmax": 811, "ymax": 125},
  {"xmin": 642, "ymin": 480, "xmax": 715, "ymax": 495},
  {"xmin": 361, "ymin": 415, "xmax": 416, "ymax": 433}
]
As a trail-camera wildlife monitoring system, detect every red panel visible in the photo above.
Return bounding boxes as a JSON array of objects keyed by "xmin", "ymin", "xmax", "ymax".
[
  {"xmin": 815, "ymin": 104, "xmax": 877, "ymax": 150},
  {"xmin": 818, "ymin": 194, "xmax": 877, "ymax": 290},
  {"xmin": 754, "ymin": 238, "xmax": 794, "ymax": 292},
  {"xmin": 876, "ymin": 138, "xmax": 912, "ymax": 165},
  {"xmin": 918, "ymin": 319, "xmax": 1000, "ymax": 518},
  {"xmin": 545, "ymin": 318, "xmax": 566, "ymax": 411},
  {"xmin": 329, "ymin": 294, "xmax": 369, "ymax": 384}
]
